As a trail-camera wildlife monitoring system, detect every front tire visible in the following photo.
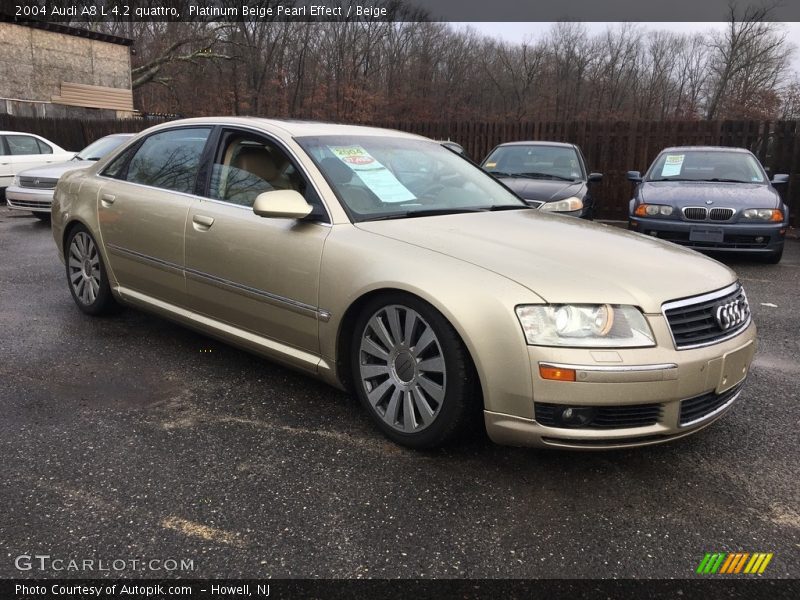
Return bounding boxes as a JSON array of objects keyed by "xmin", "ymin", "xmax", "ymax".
[
  {"xmin": 350, "ymin": 293, "xmax": 481, "ymax": 449},
  {"xmin": 761, "ymin": 247, "xmax": 783, "ymax": 264},
  {"xmin": 65, "ymin": 225, "xmax": 119, "ymax": 315}
]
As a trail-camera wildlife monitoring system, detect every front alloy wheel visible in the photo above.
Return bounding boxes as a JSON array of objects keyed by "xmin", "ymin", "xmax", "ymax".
[{"xmin": 352, "ymin": 294, "xmax": 480, "ymax": 448}]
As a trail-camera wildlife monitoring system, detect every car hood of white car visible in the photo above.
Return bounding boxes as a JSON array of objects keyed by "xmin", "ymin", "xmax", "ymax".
[{"xmin": 356, "ymin": 208, "xmax": 737, "ymax": 314}]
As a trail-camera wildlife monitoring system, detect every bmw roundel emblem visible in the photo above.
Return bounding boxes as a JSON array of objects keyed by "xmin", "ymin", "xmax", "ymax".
[{"xmin": 705, "ymin": 200, "xmax": 713, "ymax": 205}]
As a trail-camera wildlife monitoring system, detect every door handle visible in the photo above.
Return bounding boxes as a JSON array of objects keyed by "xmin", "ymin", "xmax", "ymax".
[
  {"xmin": 192, "ymin": 214, "xmax": 215, "ymax": 230},
  {"xmin": 100, "ymin": 193, "xmax": 116, "ymax": 206}
]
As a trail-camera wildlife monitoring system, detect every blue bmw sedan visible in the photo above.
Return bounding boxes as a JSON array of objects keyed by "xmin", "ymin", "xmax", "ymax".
[{"xmin": 627, "ymin": 146, "xmax": 789, "ymax": 263}]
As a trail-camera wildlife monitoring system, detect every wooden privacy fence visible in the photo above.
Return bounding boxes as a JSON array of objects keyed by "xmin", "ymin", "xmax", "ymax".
[{"xmin": 2, "ymin": 114, "xmax": 798, "ymax": 225}]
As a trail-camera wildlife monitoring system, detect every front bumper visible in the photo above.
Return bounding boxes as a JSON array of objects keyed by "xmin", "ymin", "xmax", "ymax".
[
  {"xmin": 6, "ymin": 186, "xmax": 54, "ymax": 213},
  {"xmin": 484, "ymin": 319, "xmax": 756, "ymax": 449},
  {"xmin": 628, "ymin": 216, "xmax": 785, "ymax": 253}
]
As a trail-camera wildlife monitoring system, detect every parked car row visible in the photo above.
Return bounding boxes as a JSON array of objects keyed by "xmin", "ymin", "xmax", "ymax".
[
  {"xmin": 475, "ymin": 140, "xmax": 789, "ymax": 263},
  {"xmin": 0, "ymin": 131, "xmax": 75, "ymax": 200},
  {"xmin": 5, "ymin": 134, "xmax": 134, "ymax": 221},
  {"xmin": 48, "ymin": 117, "xmax": 757, "ymax": 450},
  {"xmin": 6, "ymin": 129, "xmax": 790, "ymax": 263}
]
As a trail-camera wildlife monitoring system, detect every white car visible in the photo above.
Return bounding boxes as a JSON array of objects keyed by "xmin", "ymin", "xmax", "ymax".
[
  {"xmin": 1, "ymin": 132, "xmax": 75, "ymax": 201},
  {"xmin": 6, "ymin": 134, "xmax": 132, "ymax": 221}
]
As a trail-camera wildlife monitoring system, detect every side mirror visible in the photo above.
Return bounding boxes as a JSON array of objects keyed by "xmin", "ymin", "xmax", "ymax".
[
  {"xmin": 771, "ymin": 174, "xmax": 790, "ymax": 185},
  {"xmin": 588, "ymin": 172, "xmax": 603, "ymax": 183},
  {"xmin": 253, "ymin": 190, "xmax": 313, "ymax": 219},
  {"xmin": 626, "ymin": 171, "xmax": 642, "ymax": 183}
]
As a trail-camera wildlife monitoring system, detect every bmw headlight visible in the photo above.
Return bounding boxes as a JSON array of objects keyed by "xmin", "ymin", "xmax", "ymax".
[
  {"xmin": 634, "ymin": 203, "xmax": 673, "ymax": 217},
  {"xmin": 515, "ymin": 304, "xmax": 656, "ymax": 347},
  {"xmin": 540, "ymin": 197, "xmax": 583, "ymax": 213},
  {"xmin": 741, "ymin": 208, "xmax": 783, "ymax": 222}
]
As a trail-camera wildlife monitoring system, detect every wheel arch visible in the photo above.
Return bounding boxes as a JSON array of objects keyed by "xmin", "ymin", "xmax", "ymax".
[{"xmin": 334, "ymin": 286, "xmax": 485, "ymax": 408}]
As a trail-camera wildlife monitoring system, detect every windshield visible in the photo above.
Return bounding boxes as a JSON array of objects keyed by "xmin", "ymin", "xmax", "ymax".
[
  {"xmin": 77, "ymin": 135, "xmax": 130, "ymax": 161},
  {"xmin": 482, "ymin": 145, "xmax": 584, "ymax": 181},
  {"xmin": 646, "ymin": 150, "xmax": 766, "ymax": 183},
  {"xmin": 295, "ymin": 135, "xmax": 526, "ymax": 221}
]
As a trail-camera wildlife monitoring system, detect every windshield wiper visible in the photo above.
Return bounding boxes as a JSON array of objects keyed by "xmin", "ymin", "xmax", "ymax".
[
  {"xmin": 485, "ymin": 204, "xmax": 530, "ymax": 211},
  {"xmin": 706, "ymin": 178, "xmax": 750, "ymax": 183},
  {"xmin": 360, "ymin": 208, "xmax": 484, "ymax": 221},
  {"xmin": 649, "ymin": 177, "xmax": 697, "ymax": 182},
  {"xmin": 519, "ymin": 172, "xmax": 577, "ymax": 182}
]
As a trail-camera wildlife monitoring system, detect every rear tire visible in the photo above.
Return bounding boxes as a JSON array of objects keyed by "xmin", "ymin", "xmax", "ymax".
[
  {"xmin": 350, "ymin": 293, "xmax": 481, "ymax": 449},
  {"xmin": 65, "ymin": 225, "xmax": 120, "ymax": 316}
]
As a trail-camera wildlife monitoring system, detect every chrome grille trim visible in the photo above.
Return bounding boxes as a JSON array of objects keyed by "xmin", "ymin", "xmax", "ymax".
[
  {"xmin": 682, "ymin": 206, "xmax": 707, "ymax": 220},
  {"xmin": 19, "ymin": 176, "xmax": 58, "ymax": 189},
  {"xmin": 709, "ymin": 207, "xmax": 735, "ymax": 221},
  {"xmin": 662, "ymin": 282, "xmax": 751, "ymax": 350}
]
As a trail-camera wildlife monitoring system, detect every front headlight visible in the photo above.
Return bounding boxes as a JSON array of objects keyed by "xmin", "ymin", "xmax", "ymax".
[
  {"xmin": 540, "ymin": 196, "xmax": 583, "ymax": 213},
  {"xmin": 741, "ymin": 208, "xmax": 783, "ymax": 222},
  {"xmin": 634, "ymin": 203, "xmax": 673, "ymax": 217},
  {"xmin": 12, "ymin": 176, "xmax": 20, "ymax": 187},
  {"xmin": 515, "ymin": 304, "xmax": 656, "ymax": 348}
]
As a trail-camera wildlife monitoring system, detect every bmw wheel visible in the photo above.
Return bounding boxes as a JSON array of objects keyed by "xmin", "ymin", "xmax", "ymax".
[
  {"xmin": 351, "ymin": 293, "xmax": 480, "ymax": 448},
  {"xmin": 65, "ymin": 225, "xmax": 119, "ymax": 315}
]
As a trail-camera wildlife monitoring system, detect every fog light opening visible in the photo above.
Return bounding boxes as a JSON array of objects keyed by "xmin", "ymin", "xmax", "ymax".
[
  {"xmin": 559, "ymin": 406, "xmax": 596, "ymax": 427},
  {"xmin": 648, "ymin": 230, "xmax": 658, "ymax": 236}
]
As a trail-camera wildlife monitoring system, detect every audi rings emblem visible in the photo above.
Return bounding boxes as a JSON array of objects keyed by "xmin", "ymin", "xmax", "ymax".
[{"xmin": 715, "ymin": 298, "xmax": 749, "ymax": 331}]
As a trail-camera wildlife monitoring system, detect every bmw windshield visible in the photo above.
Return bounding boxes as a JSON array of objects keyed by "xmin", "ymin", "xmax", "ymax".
[
  {"xmin": 646, "ymin": 150, "xmax": 767, "ymax": 183},
  {"xmin": 296, "ymin": 136, "xmax": 527, "ymax": 221}
]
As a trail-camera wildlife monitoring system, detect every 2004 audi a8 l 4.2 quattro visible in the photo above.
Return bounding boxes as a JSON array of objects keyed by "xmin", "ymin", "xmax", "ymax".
[{"xmin": 52, "ymin": 118, "xmax": 755, "ymax": 450}]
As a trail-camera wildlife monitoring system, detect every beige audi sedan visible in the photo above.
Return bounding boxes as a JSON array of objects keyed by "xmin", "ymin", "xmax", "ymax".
[{"xmin": 51, "ymin": 118, "xmax": 755, "ymax": 449}]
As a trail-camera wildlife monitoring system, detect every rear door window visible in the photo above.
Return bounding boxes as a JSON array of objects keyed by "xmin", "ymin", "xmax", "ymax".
[
  {"xmin": 124, "ymin": 128, "xmax": 211, "ymax": 194},
  {"xmin": 5, "ymin": 135, "xmax": 44, "ymax": 155}
]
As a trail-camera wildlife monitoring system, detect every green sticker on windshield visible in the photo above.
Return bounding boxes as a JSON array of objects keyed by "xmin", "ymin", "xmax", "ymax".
[
  {"xmin": 329, "ymin": 145, "xmax": 416, "ymax": 203},
  {"xmin": 661, "ymin": 154, "xmax": 684, "ymax": 177}
]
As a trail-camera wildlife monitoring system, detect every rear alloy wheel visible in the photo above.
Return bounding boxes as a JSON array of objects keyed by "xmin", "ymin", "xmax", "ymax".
[
  {"xmin": 65, "ymin": 226, "xmax": 119, "ymax": 315},
  {"xmin": 351, "ymin": 294, "xmax": 480, "ymax": 448}
]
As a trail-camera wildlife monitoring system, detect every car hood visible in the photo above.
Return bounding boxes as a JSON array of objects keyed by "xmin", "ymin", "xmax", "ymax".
[
  {"xmin": 356, "ymin": 210, "xmax": 736, "ymax": 313},
  {"xmin": 498, "ymin": 178, "xmax": 585, "ymax": 202},
  {"xmin": 640, "ymin": 181, "xmax": 780, "ymax": 208},
  {"xmin": 17, "ymin": 160, "xmax": 94, "ymax": 179}
]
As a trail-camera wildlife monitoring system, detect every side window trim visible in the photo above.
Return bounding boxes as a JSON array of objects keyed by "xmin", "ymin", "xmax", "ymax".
[{"xmin": 201, "ymin": 125, "xmax": 331, "ymax": 224}]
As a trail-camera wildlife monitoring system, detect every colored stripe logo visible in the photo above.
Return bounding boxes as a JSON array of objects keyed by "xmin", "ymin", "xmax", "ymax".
[{"xmin": 696, "ymin": 552, "xmax": 773, "ymax": 574}]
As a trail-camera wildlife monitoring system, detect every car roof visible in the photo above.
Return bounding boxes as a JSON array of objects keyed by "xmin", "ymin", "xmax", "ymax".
[
  {"xmin": 658, "ymin": 146, "xmax": 752, "ymax": 153},
  {"xmin": 494, "ymin": 141, "xmax": 577, "ymax": 149},
  {"xmin": 141, "ymin": 117, "xmax": 426, "ymax": 140}
]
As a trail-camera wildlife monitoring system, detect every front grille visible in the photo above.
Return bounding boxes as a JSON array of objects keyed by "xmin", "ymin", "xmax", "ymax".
[
  {"xmin": 709, "ymin": 208, "xmax": 735, "ymax": 221},
  {"xmin": 683, "ymin": 207, "xmax": 707, "ymax": 220},
  {"xmin": 8, "ymin": 198, "xmax": 51, "ymax": 209},
  {"xmin": 534, "ymin": 402, "xmax": 662, "ymax": 429},
  {"xmin": 663, "ymin": 284, "xmax": 750, "ymax": 349},
  {"xmin": 19, "ymin": 176, "xmax": 58, "ymax": 189},
  {"xmin": 679, "ymin": 382, "xmax": 744, "ymax": 426}
]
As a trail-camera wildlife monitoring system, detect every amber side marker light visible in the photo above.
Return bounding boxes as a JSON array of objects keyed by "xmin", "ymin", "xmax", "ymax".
[{"xmin": 539, "ymin": 365, "xmax": 577, "ymax": 382}]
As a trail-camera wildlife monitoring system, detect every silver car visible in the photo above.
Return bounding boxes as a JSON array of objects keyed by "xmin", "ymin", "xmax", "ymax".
[{"xmin": 6, "ymin": 134, "xmax": 133, "ymax": 221}]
